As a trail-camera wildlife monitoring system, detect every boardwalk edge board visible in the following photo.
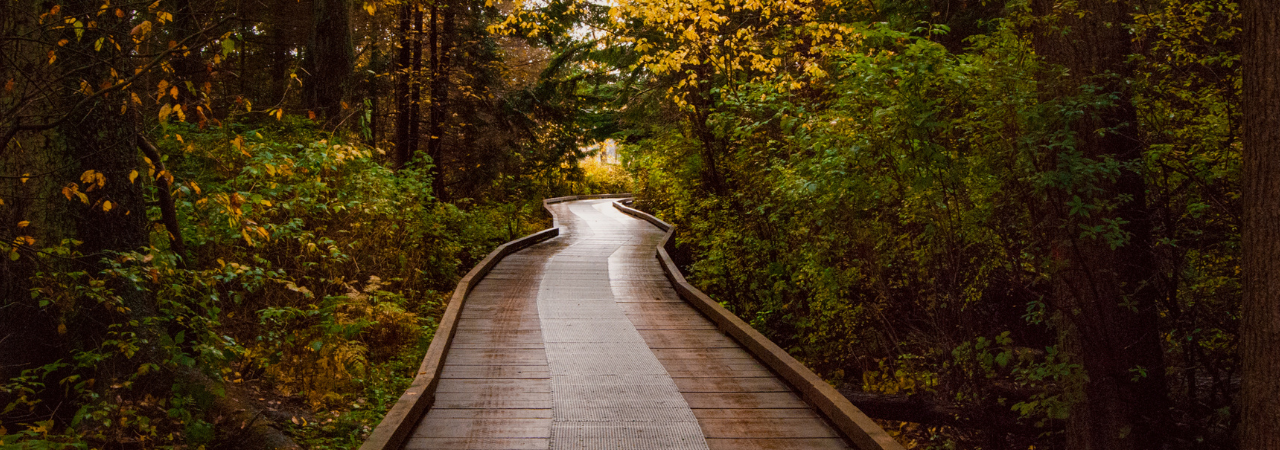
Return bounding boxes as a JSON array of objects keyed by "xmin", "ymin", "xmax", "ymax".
[
  {"xmin": 359, "ymin": 193, "xmax": 629, "ymax": 450},
  {"xmin": 612, "ymin": 200, "xmax": 907, "ymax": 450}
]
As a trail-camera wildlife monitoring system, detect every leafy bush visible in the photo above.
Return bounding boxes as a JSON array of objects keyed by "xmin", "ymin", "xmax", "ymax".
[{"xmin": 2, "ymin": 118, "xmax": 544, "ymax": 448}]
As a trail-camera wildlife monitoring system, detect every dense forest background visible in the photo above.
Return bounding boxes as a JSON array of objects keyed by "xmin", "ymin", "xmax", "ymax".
[{"xmin": 2, "ymin": 0, "xmax": 1278, "ymax": 449}]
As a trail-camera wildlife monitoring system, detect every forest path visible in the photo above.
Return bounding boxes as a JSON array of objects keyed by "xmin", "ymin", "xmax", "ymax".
[{"xmin": 401, "ymin": 198, "xmax": 851, "ymax": 450}]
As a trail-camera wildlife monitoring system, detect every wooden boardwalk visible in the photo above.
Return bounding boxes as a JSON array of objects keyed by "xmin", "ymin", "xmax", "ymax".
[{"xmin": 376, "ymin": 198, "xmax": 896, "ymax": 450}]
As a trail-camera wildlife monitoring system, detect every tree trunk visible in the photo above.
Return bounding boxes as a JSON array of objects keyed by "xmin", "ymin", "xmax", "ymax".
[
  {"xmin": 410, "ymin": 6, "xmax": 424, "ymax": 159},
  {"xmin": 303, "ymin": 0, "xmax": 354, "ymax": 120},
  {"xmin": 1031, "ymin": 0, "xmax": 1169, "ymax": 448},
  {"xmin": 686, "ymin": 64, "xmax": 726, "ymax": 196},
  {"xmin": 427, "ymin": 0, "xmax": 453, "ymax": 198},
  {"xmin": 56, "ymin": 0, "xmax": 168, "ymax": 394},
  {"xmin": 167, "ymin": 0, "xmax": 206, "ymax": 107},
  {"xmin": 394, "ymin": 3, "xmax": 414, "ymax": 169},
  {"xmin": 1239, "ymin": 0, "xmax": 1280, "ymax": 447}
]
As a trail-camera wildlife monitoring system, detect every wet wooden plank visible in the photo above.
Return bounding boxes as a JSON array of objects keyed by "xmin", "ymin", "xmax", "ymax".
[
  {"xmin": 638, "ymin": 329, "xmax": 737, "ymax": 348},
  {"xmin": 432, "ymin": 392, "xmax": 552, "ymax": 409},
  {"xmin": 665, "ymin": 366, "xmax": 776, "ymax": 378},
  {"xmin": 653, "ymin": 348, "xmax": 754, "ymax": 360},
  {"xmin": 628, "ymin": 318, "xmax": 719, "ymax": 330},
  {"xmin": 444, "ymin": 350, "xmax": 547, "ymax": 366},
  {"xmin": 660, "ymin": 357, "xmax": 766, "ymax": 370},
  {"xmin": 435, "ymin": 378, "xmax": 551, "ymax": 393},
  {"xmin": 425, "ymin": 409, "xmax": 553, "ymax": 419},
  {"xmin": 698, "ymin": 418, "xmax": 841, "ymax": 438},
  {"xmin": 411, "ymin": 418, "xmax": 551, "ymax": 438},
  {"xmin": 404, "ymin": 438, "xmax": 548, "ymax": 450},
  {"xmin": 440, "ymin": 365, "xmax": 550, "ymax": 379},
  {"xmin": 704, "ymin": 438, "xmax": 850, "ymax": 450},
  {"xmin": 672, "ymin": 377, "xmax": 791, "ymax": 393},
  {"xmin": 617, "ymin": 303, "xmax": 701, "ymax": 314},
  {"xmin": 455, "ymin": 319, "xmax": 543, "ymax": 331},
  {"xmin": 403, "ymin": 438, "xmax": 549, "ymax": 449},
  {"xmin": 682, "ymin": 392, "xmax": 809, "ymax": 409},
  {"xmin": 691, "ymin": 409, "xmax": 822, "ymax": 420}
]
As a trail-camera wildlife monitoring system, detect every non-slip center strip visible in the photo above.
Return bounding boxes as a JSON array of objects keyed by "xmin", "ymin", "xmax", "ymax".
[{"xmin": 537, "ymin": 201, "xmax": 709, "ymax": 450}]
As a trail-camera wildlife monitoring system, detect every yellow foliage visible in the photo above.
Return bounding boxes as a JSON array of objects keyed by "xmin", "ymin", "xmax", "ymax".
[{"xmin": 259, "ymin": 277, "xmax": 421, "ymax": 408}]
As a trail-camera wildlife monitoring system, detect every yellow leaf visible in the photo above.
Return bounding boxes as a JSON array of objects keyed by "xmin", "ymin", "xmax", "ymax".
[
  {"xmin": 260, "ymin": 199, "xmax": 272, "ymax": 207},
  {"xmin": 189, "ymin": 181, "xmax": 201, "ymax": 195},
  {"xmin": 275, "ymin": 108, "xmax": 283, "ymax": 121},
  {"xmin": 17, "ymin": 221, "xmax": 29, "ymax": 228},
  {"xmin": 77, "ymin": 192, "xmax": 88, "ymax": 204},
  {"xmin": 175, "ymin": 134, "xmax": 184, "ymax": 143},
  {"xmin": 129, "ymin": 170, "xmax": 139, "ymax": 183},
  {"xmin": 20, "ymin": 173, "xmax": 29, "ymax": 183},
  {"xmin": 683, "ymin": 27, "xmax": 698, "ymax": 41},
  {"xmin": 102, "ymin": 201, "xmax": 113, "ymax": 212},
  {"xmin": 233, "ymin": 135, "xmax": 249, "ymax": 156},
  {"xmin": 80, "ymin": 170, "xmax": 96, "ymax": 184},
  {"xmin": 170, "ymin": 86, "xmax": 179, "ymax": 100},
  {"xmin": 159, "ymin": 103, "xmax": 172, "ymax": 121},
  {"xmin": 364, "ymin": 2, "xmax": 376, "ymax": 15},
  {"xmin": 22, "ymin": 236, "xmax": 35, "ymax": 246},
  {"xmin": 241, "ymin": 228, "xmax": 254, "ymax": 246}
]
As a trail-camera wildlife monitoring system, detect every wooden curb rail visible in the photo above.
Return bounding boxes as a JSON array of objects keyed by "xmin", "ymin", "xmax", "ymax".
[
  {"xmin": 359, "ymin": 193, "xmax": 631, "ymax": 450},
  {"xmin": 611, "ymin": 200, "xmax": 906, "ymax": 450}
]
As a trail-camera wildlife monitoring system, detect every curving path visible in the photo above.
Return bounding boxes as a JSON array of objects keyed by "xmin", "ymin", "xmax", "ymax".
[{"xmin": 402, "ymin": 199, "xmax": 853, "ymax": 449}]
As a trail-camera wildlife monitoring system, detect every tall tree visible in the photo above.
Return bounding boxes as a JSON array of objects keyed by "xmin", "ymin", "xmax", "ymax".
[
  {"xmin": 1239, "ymin": 0, "xmax": 1280, "ymax": 447},
  {"xmin": 1030, "ymin": 0, "xmax": 1169, "ymax": 448},
  {"xmin": 304, "ymin": 0, "xmax": 355, "ymax": 119},
  {"xmin": 410, "ymin": 6, "xmax": 424, "ymax": 159},
  {"xmin": 394, "ymin": 3, "xmax": 415, "ymax": 168},
  {"xmin": 427, "ymin": 0, "xmax": 454, "ymax": 197}
]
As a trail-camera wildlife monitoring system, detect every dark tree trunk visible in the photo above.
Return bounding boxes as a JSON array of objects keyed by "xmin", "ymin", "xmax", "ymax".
[
  {"xmin": 54, "ymin": 0, "xmax": 167, "ymax": 394},
  {"xmin": 138, "ymin": 135, "xmax": 188, "ymax": 268},
  {"xmin": 167, "ymin": 0, "xmax": 206, "ymax": 106},
  {"xmin": 410, "ymin": 6, "xmax": 424, "ymax": 158},
  {"xmin": 394, "ymin": 3, "xmax": 414, "ymax": 169},
  {"xmin": 427, "ymin": 0, "xmax": 453, "ymax": 198},
  {"xmin": 1030, "ymin": 0, "xmax": 1169, "ymax": 448},
  {"xmin": 303, "ymin": 0, "xmax": 354, "ymax": 119},
  {"xmin": 1240, "ymin": 0, "xmax": 1280, "ymax": 447},
  {"xmin": 366, "ymin": 45, "xmax": 384, "ymax": 147}
]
